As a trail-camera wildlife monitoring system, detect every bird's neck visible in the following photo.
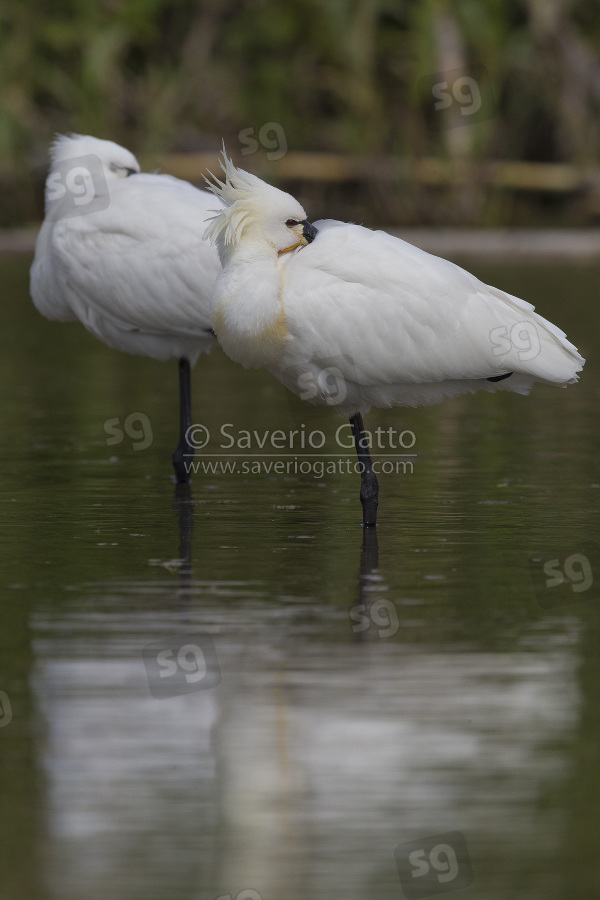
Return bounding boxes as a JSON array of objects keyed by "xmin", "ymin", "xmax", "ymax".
[
  {"xmin": 211, "ymin": 242, "xmax": 287, "ymax": 369},
  {"xmin": 216, "ymin": 233, "xmax": 277, "ymax": 267}
]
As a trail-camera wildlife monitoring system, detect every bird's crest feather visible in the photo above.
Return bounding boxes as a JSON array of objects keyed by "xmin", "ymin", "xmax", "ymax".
[
  {"xmin": 49, "ymin": 133, "xmax": 85, "ymax": 166},
  {"xmin": 203, "ymin": 148, "xmax": 284, "ymax": 247},
  {"xmin": 204, "ymin": 144, "xmax": 306, "ymax": 246}
]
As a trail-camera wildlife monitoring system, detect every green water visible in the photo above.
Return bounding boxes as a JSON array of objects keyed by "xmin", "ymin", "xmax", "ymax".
[{"xmin": 0, "ymin": 255, "xmax": 598, "ymax": 900}]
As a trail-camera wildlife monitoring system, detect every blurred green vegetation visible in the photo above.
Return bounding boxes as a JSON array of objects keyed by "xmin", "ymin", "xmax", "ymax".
[{"xmin": 2, "ymin": 0, "xmax": 600, "ymax": 225}]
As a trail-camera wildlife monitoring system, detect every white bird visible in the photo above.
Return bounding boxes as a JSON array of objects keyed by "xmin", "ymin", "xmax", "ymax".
[
  {"xmin": 205, "ymin": 154, "xmax": 585, "ymax": 526},
  {"xmin": 30, "ymin": 134, "xmax": 222, "ymax": 483}
]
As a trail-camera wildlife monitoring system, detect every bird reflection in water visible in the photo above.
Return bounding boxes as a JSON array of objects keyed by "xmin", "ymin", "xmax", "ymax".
[
  {"xmin": 350, "ymin": 527, "xmax": 399, "ymax": 644},
  {"xmin": 173, "ymin": 482, "xmax": 195, "ymax": 600}
]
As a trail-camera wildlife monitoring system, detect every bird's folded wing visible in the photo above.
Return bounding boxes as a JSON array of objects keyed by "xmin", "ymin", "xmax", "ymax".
[
  {"xmin": 48, "ymin": 176, "xmax": 221, "ymax": 338},
  {"xmin": 281, "ymin": 221, "xmax": 584, "ymax": 386}
]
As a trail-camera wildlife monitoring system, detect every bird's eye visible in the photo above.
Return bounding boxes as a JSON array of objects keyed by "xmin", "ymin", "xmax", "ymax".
[
  {"xmin": 285, "ymin": 219, "xmax": 299, "ymax": 227},
  {"xmin": 108, "ymin": 162, "xmax": 137, "ymax": 177}
]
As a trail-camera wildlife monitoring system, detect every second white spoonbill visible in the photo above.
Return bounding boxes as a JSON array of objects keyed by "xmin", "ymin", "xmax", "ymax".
[
  {"xmin": 30, "ymin": 134, "xmax": 222, "ymax": 483},
  {"xmin": 205, "ymin": 154, "xmax": 585, "ymax": 526}
]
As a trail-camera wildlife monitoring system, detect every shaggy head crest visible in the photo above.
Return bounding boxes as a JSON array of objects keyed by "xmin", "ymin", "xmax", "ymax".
[{"xmin": 204, "ymin": 148, "xmax": 307, "ymax": 248}]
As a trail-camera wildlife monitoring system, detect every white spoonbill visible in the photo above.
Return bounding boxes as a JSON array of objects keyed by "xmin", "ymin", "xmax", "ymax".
[
  {"xmin": 205, "ymin": 154, "xmax": 585, "ymax": 526},
  {"xmin": 30, "ymin": 134, "xmax": 222, "ymax": 483}
]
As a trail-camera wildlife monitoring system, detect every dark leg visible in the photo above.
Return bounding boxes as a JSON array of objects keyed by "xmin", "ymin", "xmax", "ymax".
[
  {"xmin": 349, "ymin": 412, "xmax": 379, "ymax": 527},
  {"xmin": 172, "ymin": 357, "xmax": 192, "ymax": 484}
]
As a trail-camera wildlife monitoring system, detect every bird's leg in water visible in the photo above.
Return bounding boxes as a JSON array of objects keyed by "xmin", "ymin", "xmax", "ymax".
[
  {"xmin": 173, "ymin": 357, "xmax": 193, "ymax": 483},
  {"xmin": 349, "ymin": 412, "xmax": 379, "ymax": 527}
]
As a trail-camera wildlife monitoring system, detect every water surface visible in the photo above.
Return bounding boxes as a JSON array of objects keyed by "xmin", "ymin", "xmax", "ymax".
[{"xmin": 0, "ymin": 255, "xmax": 598, "ymax": 900}]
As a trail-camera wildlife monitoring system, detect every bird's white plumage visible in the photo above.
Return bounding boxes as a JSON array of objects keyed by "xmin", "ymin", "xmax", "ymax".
[
  {"xmin": 31, "ymin": 134, "xmax": 222, "ymax": 364},
  {"xmin": 206, "ymin": 159, "xmax": 584, "ymax": 416}
]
